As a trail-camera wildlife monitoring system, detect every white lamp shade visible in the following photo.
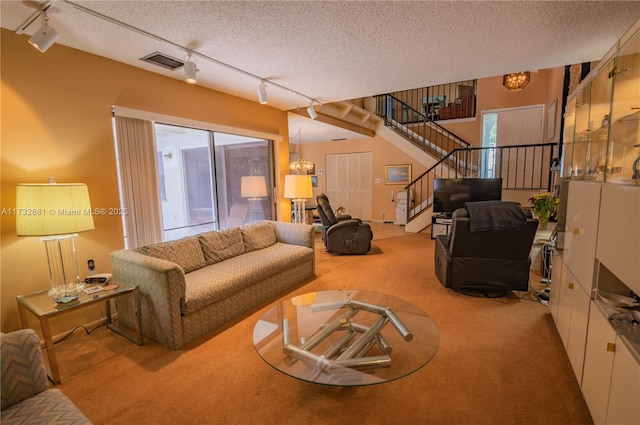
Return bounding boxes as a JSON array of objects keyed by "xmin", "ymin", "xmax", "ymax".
[
  {"xmin": 284, "ymin": 175, "xmax": 313, "ymax": 199},
  {"xmin": 16, "ymin": 183, "xmax": 95, "ymax": 236},
  {"xmin": 241, "ymin": 176, "xmax": 268, "ymax": 198}
]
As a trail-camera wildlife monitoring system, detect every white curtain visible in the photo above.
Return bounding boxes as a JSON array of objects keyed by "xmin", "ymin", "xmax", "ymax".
[{"xmin": 114, "ymin": 116, "xmax": 163, "ymax": 248}]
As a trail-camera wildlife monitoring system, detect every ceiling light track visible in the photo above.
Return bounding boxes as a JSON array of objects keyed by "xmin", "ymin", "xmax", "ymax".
[
  {"xmin": 62, "ymin": 0, "xmax": 321, "ymax": 107},
  {"xmin": 15, "ymin": 2, "xmax": 52, "ymax": 35}
]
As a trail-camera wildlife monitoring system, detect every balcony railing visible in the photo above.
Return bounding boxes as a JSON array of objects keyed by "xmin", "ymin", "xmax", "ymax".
[{"xmin": 388, "ymin": 80, "xmax": 477, "ymax": 121}]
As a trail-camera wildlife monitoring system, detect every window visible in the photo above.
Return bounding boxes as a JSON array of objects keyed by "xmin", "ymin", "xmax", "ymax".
[{"xmin": 155, "ymin": 123, "xmax": 274, "ymax": 241}]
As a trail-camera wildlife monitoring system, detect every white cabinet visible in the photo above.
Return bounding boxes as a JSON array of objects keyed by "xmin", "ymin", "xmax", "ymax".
[
  {"xmin": 549, "ymin": 250, "xmax": 563, "ymax": 322},
  {"xmin": 563, "ymin": 180, "xmax": 601, "ymax": 293},
  {"xmin": 555, "ymin": 18, "xmax": 640, "ymax": 425},
  {"xmin": 582, "ymin": 303, "xmax": 640, "ymax": 425},
  {"xmin": 551, "ymin": 259, "xmax": 591, "ymax": 384},
  {"xmin": 607, "ymin": 339, "xmax": 640, "ymax": 425},
  {"xmin": 582, "ymin": 305, "xmax": 616, "ymax": 425},
  {"xmin": 596, "ymin": 184, "xmax": 640, "ymax": 296}
]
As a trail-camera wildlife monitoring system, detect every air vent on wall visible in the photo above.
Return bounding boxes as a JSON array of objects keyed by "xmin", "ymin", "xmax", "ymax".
[{"xmin": 140, "ymin": 52, "xmax": 184, "ymax": 70}]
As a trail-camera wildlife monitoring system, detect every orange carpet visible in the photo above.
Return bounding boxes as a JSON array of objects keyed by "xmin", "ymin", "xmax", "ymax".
[{"xmin": 51, "ymin": 231, "xmax": 593, "ymax": 425}]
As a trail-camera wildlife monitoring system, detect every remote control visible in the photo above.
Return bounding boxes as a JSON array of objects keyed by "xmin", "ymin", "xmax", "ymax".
[{"xmin": 84, "ymin": 286, "xmax": 103, "ymax": 295}]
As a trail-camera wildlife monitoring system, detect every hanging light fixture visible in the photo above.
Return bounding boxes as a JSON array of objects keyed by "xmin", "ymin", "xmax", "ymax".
[
  {"xmin": 28, "ymin": 10, "xmax": 59, "ymax": 53},
  {"xmin": 503, "ymin": 72, "xmax": 530, "ymax": 91},
  {"xmin": 184, "ymin": 53, "xmax": 198, "ymax": 84},
  {"xmin": 258, "ymin": 82, "xmax": 268, "ymax": 104},
  {"xmin": 289, "ymin": 129, "xmax": 314, "ymax": 174}
]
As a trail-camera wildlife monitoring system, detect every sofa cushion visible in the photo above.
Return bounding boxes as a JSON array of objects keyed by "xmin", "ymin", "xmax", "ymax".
[
  {"xmin": 181, "ymin": 242, "xmax": 314, "ymax": 314},
  {"xmin": 140, "ymin": 237, "xmax": 206, "ymax": 273},
  {"xmin": 241, "ymin": 222, "xmax": 276, "ymax": 252},
  {"xmin": 198, "ymin": 228, "xmax": 245, "ymax": 265}
]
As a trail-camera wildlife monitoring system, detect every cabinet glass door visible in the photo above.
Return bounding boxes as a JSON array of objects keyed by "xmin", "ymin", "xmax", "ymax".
[
  {"xmin": 562, "ymin": 97, "xmax": 576, "ymax": 178},
  {"xmin": 585, "ymin": 62, "xmax": 614, "ymax": 181},
  {"xmin": 572, "ymin": 84, "xmax": 592, "ymax": 179},
  {"xmin": 609, "ymin": 29, "xmax": 640, "ymax": 185}
]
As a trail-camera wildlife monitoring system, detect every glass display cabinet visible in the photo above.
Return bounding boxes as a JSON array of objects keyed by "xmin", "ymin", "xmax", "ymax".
[{"xmin": 563, "ymin": 24, "xmax": 640, "ymax": 186}]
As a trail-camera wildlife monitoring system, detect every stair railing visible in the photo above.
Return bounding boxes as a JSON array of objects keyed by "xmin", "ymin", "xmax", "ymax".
[
  {"xmin": 374, "ymin": 94, "xmax": 470, "ymax": 161},
  {"xmin": 403, "ymin": 143, "xmax": 558, "ymax": 224}
]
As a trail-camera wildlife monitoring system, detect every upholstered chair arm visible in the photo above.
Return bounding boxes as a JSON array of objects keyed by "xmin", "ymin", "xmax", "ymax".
[
  {"xmin": 326, "ymin": 219, "xmax": 362, "ymax": 234},
  {"xmin": 1, "ymin": 329, "xmax": 48, "ymax": 410}
]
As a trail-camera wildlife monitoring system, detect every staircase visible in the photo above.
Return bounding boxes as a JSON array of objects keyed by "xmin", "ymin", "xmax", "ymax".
[{"xmin": 296, "ymin": 90, "xmax": 557, "ymax": 233}]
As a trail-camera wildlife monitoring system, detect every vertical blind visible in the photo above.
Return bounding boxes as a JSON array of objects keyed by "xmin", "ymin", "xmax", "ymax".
[{"xmin": 113, "ymin": 116, "xmax": 163, "ymax": 248}]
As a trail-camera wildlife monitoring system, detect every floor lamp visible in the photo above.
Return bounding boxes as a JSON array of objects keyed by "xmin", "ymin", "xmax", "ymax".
[
  {"xmin": 284, "ymin": 175, "xmax": 312, "ymax": 224},
  {"xmin": 241, "ymin": 176, "xmax": 268, "ymax": 222},
  {"xmin": 16, "ymin": 181, "xmax": 95, "ymax": 297}
]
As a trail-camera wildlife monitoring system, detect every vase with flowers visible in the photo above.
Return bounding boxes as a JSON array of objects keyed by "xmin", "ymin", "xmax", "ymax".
[{"xmin": 528, "ymin": 192, "xmax": 559, "ymax": 230}]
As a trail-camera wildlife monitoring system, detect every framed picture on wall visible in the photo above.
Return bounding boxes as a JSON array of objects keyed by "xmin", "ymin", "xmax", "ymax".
[
  {"xmin": 385, "ymin": 164, "xmax": 411, "ymax": 185},
  {"xmin": 311, "ymin": 175, "xmax": 318, "ymax": 187}
]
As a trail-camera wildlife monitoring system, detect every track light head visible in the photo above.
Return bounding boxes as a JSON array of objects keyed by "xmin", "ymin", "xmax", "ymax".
[
  {"xmin": 184, "ymin": 54, "xmax": 198, "ymax": 84},
  {"xmin": 29, "ymin": 12, "xmax": 59, "ymax": 53},
  {"xmin": 258, "ymin": 82, "xmax": 268, "ymax": 104},
  {"xmin": 307, "ymin": 102, "xmax": 318, "ymax": 120}
]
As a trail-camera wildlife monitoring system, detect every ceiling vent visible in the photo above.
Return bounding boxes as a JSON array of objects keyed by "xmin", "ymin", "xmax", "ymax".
[{"xmin": 140, "ymin": 52, "xmax": 184, "ymax": 70}]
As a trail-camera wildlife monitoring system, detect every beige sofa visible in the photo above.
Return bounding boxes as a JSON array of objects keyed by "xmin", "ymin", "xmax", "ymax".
[{"xmin": 110, "ymin": 221, "xmax": 315, "ymax": 350}]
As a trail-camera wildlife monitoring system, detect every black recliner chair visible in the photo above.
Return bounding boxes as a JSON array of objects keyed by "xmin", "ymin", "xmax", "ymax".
[
  {"xmin": 316, "ymin": 194, "xmax": 373, "ymax": 255},
  {"xmin": 434, "ymin": 201, "xmax": 539, "ymax": 295}
]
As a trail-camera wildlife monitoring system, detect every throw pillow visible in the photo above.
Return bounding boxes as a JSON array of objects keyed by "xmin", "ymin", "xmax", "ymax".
[
  {"xmin": 241, "ymin": 222, "xmax": 276, "ymax": 252},
  {"xmin": 198, "ymin": 227, "xmax": 245, "ymax": 264},
  {"xmin": 144, "ymin": 236, "xmax": 206, "ymax": 273}
]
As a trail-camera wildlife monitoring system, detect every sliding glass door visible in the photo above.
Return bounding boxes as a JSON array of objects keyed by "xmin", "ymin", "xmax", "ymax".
[{"xmin": 154, "ymin": 123, "xmax": 274, "ymax": 241}]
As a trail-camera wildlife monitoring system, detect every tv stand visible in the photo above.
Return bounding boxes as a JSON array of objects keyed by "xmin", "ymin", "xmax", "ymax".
[{"xmin": 431, "ymin": 213, "xmax": 452, "ymax": 239}]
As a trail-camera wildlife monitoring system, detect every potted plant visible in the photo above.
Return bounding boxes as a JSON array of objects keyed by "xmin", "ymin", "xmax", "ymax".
[{"xmin": 528, "ymin": 192, "xmax": 559, "ymax": 230}]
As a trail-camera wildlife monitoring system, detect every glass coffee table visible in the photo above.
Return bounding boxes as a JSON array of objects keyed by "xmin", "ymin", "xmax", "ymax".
[{"xmin": 253, "ymin": 289, "xmax": 439, "ymax": 386}]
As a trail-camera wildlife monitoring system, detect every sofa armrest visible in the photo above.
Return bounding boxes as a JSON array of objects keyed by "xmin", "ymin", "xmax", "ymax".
[
  {"xmin": 271, "ymin": 221, "xmax": 314, "ymax": 248},
  {"xmin": 110, "ymin": 249, "xmax": 187, "ymax": 350},
  {"xmin": 1, "ymin": 329, "xmax": 48, "ymax": 410}
]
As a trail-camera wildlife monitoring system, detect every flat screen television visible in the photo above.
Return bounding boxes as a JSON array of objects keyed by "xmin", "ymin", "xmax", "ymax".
[{"xmin": 433, "ymin": 178, "xmax": 503, "ymax": 215}]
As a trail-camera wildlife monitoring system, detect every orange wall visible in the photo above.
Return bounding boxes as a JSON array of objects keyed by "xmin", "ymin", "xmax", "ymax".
[
  {"xmin": 1, "ymin": 29, "xmax": 289, "ymax": 333},
  {"xmin": 440, "ymin": 69, "xmax": 564, "ymax": 146},
  {"xmin": 300, "ymin": 135, "xmax": 428, "ymax": 221}
]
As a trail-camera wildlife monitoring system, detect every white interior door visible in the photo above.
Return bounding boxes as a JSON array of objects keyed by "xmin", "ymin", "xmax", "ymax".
[
  {"xmin": 482, "ymin": 105, "xmax": 546, "ymax": 187},
  {"xmin": 326, "ymin": 152, "xmax": 372, "ymax": 220}
]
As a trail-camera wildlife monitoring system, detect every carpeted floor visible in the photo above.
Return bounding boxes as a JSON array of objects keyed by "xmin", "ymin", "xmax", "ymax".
[{"xmin": 52, "ymin": 226, "xmax": 593, "ymax": 425}]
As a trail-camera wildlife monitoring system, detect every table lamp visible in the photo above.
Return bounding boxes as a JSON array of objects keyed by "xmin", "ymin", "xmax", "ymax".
[
  {"xmin": 284, "ymin": 174, "xmax": 312, "ymax": 224},
  {"xmin": 16, "ymin": 180, "xmax": 95, "ymax": 297},
  {"xmin": 241, "ymin": 176, "xmax": 267, "ymax": 211}
]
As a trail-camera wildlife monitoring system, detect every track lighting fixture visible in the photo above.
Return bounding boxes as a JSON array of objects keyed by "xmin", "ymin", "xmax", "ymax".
[
  {"xmin": 307, "ymin": 101, "xmax": 318, "ymax": 120},
  {"xmin": 29, "ymin": 11, "xmax": 59, "ymax": 53},
  {"xmin": 258, "ymin": 82, "xmax": 268, "ymax": 104},
  {"xmin": 184, "ymin": 53, "xmax": 198, "ymax": 84},
  {"xmin": 45, "ymin": 2, "xmax": 323, "ymax": 107}
]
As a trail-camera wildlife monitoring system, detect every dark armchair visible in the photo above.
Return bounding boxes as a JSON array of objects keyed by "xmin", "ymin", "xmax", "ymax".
[
  {"xmin": 316, "ymin": 194, "xmax": 373, "ymax": 255},
  {"xmin": 434, "ymin": 201, "xmax": 538, "ymax": 294}
]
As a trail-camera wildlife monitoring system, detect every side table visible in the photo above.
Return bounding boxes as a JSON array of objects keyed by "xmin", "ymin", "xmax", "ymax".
[{"xmin": 16, "ymin": 283, "xmax": 142, "ymax": 384}]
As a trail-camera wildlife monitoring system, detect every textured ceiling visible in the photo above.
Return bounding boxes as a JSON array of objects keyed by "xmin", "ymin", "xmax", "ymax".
[{"xmin": 3, "ymin": 1, "xmax": 640, "ymax": 141}]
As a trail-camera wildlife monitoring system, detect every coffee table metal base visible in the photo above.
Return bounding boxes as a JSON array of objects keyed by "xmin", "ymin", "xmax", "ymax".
[{"xmin": 253, "ymin": 289, "xmax": 439, "ymax": 386}]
